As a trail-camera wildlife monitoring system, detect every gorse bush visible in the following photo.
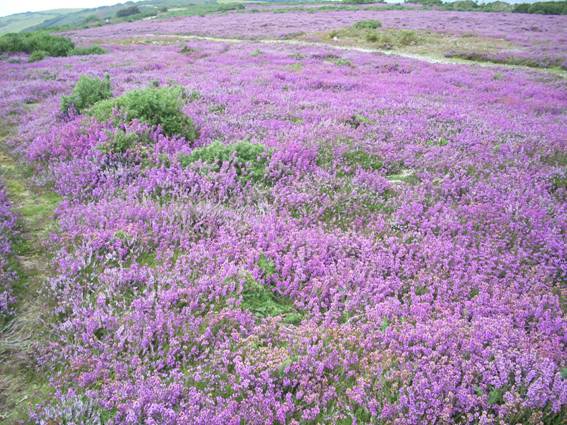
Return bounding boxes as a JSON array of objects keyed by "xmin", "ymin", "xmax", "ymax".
[
  {"xmin": 353, "ymin": 20, "xmax": 382, "ymax": 30},
  {"xmin": 179, "ymin": 140, "xmax": 270, "ymax": 183},
  {"xmin": 61, "ymin": 75, "xmax": 112, "ymax": 115},
  {"xmin": 88, "ymin": 86, "xmax": 197, "ymax": 141}
]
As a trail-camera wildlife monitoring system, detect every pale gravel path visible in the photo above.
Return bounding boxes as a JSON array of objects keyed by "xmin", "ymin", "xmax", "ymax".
[{"xmin": 143, "ymin": 33, "xmax": 567, "ymax": 77}]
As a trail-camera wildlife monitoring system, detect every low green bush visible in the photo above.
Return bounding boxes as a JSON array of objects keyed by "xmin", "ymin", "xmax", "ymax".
[
  {"xmin": 179, "ymin": 140, "xmax": 269, "ymax": 183},
  {"xmin": 88, "ymin": 86, "xmax": 197, "ymax": 141},
  {"xmin": 28, "ymin": 50, "xmax": 48, "ymax": 62},
  {"xmin": 0, "ymin": 32, "xmax": 106, "ymax": 61},
  {"xmin": 353, "ymin": 20, "xmax": 382, "ymax": 30},
  {"xmin": 71, "ymin": 46, "xmax": 106, "ymax": 56},
  {"xmin": 61, "ymin": 75, "xmax": 112, "ymax": 115},
  {"xmin": 0, "ymin": 32, "xmax": 74, "ymax": 57}
]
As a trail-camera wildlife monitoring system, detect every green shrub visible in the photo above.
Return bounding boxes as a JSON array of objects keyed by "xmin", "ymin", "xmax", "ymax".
[
  {"xmin": 514, "ymin": 1, "xmax": 567, "ymax": 15},
  {"xmin": 179, "ymin": 140, "xmax": 270, "ymax": 183},
  {"xmin": 353, "ymin": 20, "xmax": 382, "ymax": 30},
  {"xmin": 28, "ymin": 50, "xmax": 48, "ymax": 62},
  {"xmin": 88, "ymin": 86, "xmax": 197, "ymax": 141},
  {"xmin": 70, "ymin": 46, "xmax": 106, "ymax": 56},
  {"xmin": 0, "ymin": 32, "xmax": 75, "ymax": 57},
  {"xmin": 61, "ymin": 75, "xmax": 112, "ymax": 115}
]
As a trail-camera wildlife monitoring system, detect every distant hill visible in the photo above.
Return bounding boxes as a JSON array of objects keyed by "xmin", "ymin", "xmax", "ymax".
[
  {"xmin": 0, "ymin": 9, "xmax": 83, "ymax": 35},
  {"xmin": 0, "ymin": 0, "xmax": 225, "ymax": 34}
]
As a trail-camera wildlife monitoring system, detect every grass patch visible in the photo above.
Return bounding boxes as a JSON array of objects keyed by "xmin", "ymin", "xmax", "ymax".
[
  {"xmin": 343, "ymin": 149, "xmax": 383, "ymax": 172},
  {"xmin": 242, "ymin": 275, "xmax": 302, "ymax": 325},
  {"xmin": 445, "ymin": 50, "xmax": 566, "ymax": 70},
  {"xmin": 179, "ymin": 140, "xmax": 270, "ymax": 184},
  {"xmin": 0, "ymin": 127, "xmax": 60, "ymax": 423},
  {"xmin": 328, "ymin": 26, "xmax": 420, "ymax": 50}
]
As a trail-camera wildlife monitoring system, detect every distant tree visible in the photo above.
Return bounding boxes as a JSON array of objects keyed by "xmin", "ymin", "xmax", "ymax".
[{"xmin": 116, "ymin": 5, "xmax": 141, "ymax": 18}]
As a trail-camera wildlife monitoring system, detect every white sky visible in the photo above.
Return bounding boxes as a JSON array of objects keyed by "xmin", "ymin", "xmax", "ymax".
[{"xmin": 0, "ymin": 1, "xmax": 140, "ymax": 17}]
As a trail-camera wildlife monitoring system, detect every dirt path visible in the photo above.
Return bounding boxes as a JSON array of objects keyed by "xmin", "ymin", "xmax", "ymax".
[
  {"xmin": 0, "ymin": 129, "xmax": 59, "ymax": 424},
  {"xmin": 143, "ymin": 33, "xmax": 567, "ymax": 78}
]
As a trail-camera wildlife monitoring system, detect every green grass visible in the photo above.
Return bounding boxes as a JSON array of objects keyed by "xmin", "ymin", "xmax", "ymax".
[
  {"xmin": 310, "ymin": 23, "xmax": 519, "ymax": 67},
  {"xmin": 241, "ymin": 275, "xmax": 302, "ymax": 325},
  {"xmin": 179, "ymin": 140, "xmax": 270, "ymax": 184},
  {"xmin": 0, "ymin": 124, "xmax": 60, "ymax": 424},
  {"xmin": 0, "ymin": 10, "xmax": 81, "ymax": 35}
]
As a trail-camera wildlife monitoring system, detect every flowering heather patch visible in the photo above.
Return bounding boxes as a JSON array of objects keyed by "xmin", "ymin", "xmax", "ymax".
[
  {"xmin": 0, "ymin": 21, "xmax": 566, "ymax": 425},
  {"xmin": 0, "ymin": 183, "xmax": 17, "ymax": 316},
  {"xmin": 65, "ymin": 9, "xmax": 567, "ymax": 68}
]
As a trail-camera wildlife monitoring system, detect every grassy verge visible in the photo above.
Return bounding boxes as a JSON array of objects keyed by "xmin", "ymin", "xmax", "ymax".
[
  {"xmin": 309, "ymin": 25, "xmax": 514, "ymax": 59},
  {"xmin": 0, "ymin": 123, "xmax": 59, "ymax": 424}
]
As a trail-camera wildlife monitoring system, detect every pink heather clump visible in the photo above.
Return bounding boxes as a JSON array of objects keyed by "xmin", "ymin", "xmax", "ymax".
[{"xmin": 0, "ymin": 21, "xmax": 566, "ymax": 425}]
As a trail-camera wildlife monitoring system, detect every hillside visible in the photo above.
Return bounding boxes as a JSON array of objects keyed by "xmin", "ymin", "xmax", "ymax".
[{"xmin": 0, "ymin": 9, "xmax": 83, "ymax": 35}]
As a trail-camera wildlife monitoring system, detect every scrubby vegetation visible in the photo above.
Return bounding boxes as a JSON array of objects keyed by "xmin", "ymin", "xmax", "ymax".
[
  {"xmin": 116, "ymin": 6, "xmax": 141, "ymax": 18},
  {"xmin": 330, "ymin": 24, "xmax": 420, "ymax": 49},
  {"xmin": 61, "ymin": 75, "xmax": 112, "ymax": 115},
  {"xmin": 88, "ymin": 86, "xmax": 197, "ymax": 141},
  {"xmin": 514, "ymin": 1, "xmax": 567, "ymax": 15},
  {"xmin": 445, "ymin": 50, "xmax": 566, "ymax": 70},
  {"xmin": 0, "ymin": 32, "xmax": 74, "ymax": 57},
  {"xmin": 413, "ymin": 0, "xmax": 567, "ymax": 14},
  {"xmin": 179, "ymin": 140, "xmax": 270, "ymax": 183},
  {"xmin": 70, "ymin": 45, "xmax": 106, "ymax": 56},
  {"xmin": 0, "ymin": 31, "xmax": 105, "ymax": 61},
  {"xmin": 352, "ymin": 20, "xmax": 381, "ymax": 30}
]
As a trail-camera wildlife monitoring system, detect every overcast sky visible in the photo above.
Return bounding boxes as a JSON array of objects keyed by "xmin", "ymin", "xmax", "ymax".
[{"xmin": 0, "ymin": 1, "xmax": 139, "ymax": 17}]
